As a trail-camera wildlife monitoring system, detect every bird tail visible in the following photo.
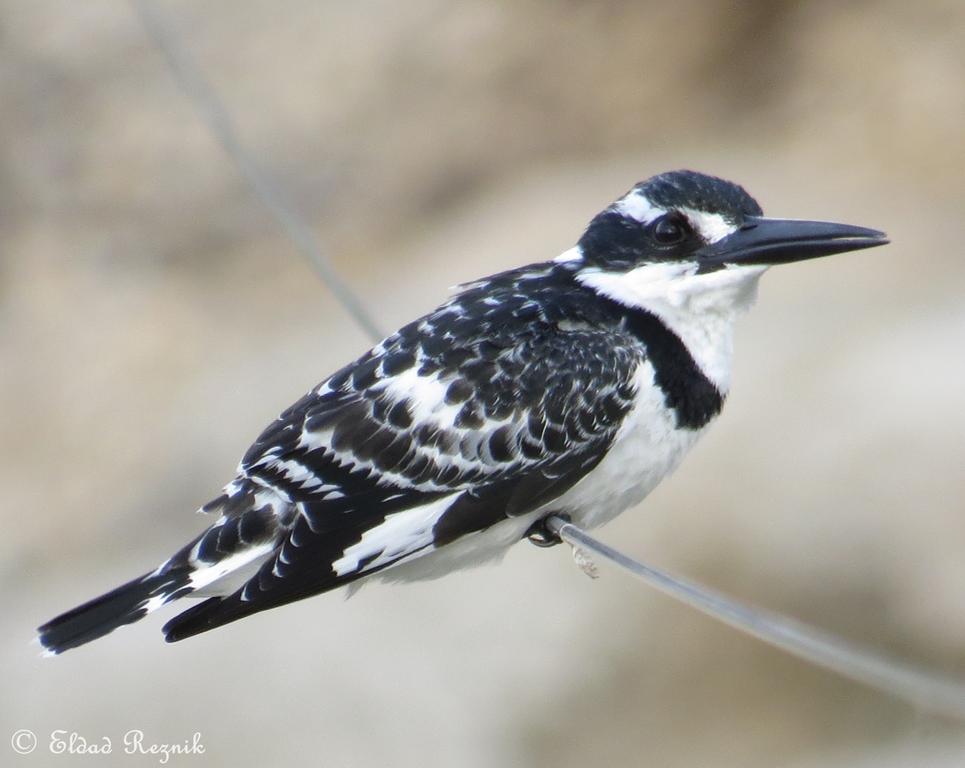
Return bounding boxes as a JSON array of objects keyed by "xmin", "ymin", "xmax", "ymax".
[
  {"xmin": 37, "ymin": 481, "xmax": 290, "ymax": 655},
  {"xmin": 36, "ymin": 568, "xmax": 193, "ymax": 656}
]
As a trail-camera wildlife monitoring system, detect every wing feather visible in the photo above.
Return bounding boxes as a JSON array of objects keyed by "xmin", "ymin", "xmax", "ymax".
[{"xmin": 163, "ymin": 264, "xmax": 645, "ymax": 640}]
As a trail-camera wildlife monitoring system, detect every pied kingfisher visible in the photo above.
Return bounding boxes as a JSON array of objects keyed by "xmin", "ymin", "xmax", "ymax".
[{"xmin": 38, "ymin": 170, "xmax": 887, "ymax": 654}]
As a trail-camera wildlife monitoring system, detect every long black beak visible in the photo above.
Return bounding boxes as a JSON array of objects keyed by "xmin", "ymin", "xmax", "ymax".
[{"xmin": 698, "ymin": 216, "xmax": 889, "ymax": 267}]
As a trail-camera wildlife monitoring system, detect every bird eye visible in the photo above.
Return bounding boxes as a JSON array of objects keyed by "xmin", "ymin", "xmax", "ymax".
[{"xmin": 651, "ymin": 215, "xmax": 688, "ymax": 245}]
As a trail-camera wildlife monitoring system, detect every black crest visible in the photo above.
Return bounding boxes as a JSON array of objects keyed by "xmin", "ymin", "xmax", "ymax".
[{"xmin": 637, "ymin": 170, "xmax": 763, "ymax": 220}]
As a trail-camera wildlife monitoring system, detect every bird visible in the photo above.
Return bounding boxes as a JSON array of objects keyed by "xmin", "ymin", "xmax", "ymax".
[{"xmin": 37, "ymin": 170, "xmax": 888, "ymax": 655}]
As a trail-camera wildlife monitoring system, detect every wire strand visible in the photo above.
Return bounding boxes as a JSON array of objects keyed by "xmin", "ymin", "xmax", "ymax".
[
  {"xmin": 130, "ymin": 0, "xmax": 385, "ymax": 344},
  {"xmin": 546, "ymin": 515, "xmax": 965, "ymax": 720}
]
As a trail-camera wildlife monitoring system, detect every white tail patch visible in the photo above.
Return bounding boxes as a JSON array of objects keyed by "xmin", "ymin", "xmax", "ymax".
[{"xmin": 177, "ymin": 544, "xmax": 276, "ymax": 598}]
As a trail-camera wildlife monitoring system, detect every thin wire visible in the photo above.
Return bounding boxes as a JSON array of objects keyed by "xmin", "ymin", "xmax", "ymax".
[
  {"xmin": 130, "ymin": 0, "xmax": 385, "ymax": 344},
  {"xmin": 546, "ymin": 515, "xmax": 965, "ymax": 721},
  {"xmin": 131, "ymin": 0, "xmax": 965, "ymax": 723}
]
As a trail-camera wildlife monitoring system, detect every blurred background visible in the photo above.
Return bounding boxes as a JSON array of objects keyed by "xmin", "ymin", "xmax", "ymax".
[{"xmin": 3, "ymin": 1, "xmax": 965, "ymax": 765}]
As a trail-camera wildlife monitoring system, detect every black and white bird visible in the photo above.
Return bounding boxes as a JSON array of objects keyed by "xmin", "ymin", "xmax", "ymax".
[{"xmin": 38, "ymin": 170, "xmax": 887, "ymax": 654}]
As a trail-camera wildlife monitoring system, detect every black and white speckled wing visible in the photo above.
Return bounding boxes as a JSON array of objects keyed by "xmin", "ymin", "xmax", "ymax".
[{"xmin": 161, "ymin": 265, "xmax": 643, "ymax": 640}]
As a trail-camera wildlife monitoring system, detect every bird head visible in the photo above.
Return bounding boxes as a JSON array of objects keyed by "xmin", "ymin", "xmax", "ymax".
[{"xmin": 567, "ymin": 170, "xmax": 888, "ymax": 315}]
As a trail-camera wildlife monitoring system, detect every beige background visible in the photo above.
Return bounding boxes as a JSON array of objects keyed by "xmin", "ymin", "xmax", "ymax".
[{"xmin": 2, "ymin": 1, "xmax": 965, "ymax": 766}]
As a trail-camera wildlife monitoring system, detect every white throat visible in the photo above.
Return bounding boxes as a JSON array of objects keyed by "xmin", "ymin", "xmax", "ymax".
[{"xmin": 576, "ymin": 263, "xmax": 767, "ymax": 393}]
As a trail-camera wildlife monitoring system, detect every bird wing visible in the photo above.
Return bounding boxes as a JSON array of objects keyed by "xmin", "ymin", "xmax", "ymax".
[{"xmin": 163, "ymin": 273, "xmax": 644, "ymax": 640}]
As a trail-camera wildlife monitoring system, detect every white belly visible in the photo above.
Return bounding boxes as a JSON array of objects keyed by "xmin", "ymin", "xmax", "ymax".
[{"xmin": 548, "ymin": 360, "xmax": 710, "ymax": 529}]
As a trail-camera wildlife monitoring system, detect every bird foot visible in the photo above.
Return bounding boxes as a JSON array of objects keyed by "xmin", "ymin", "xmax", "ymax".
[
  {"xmin": 525, "ymin": 515, "xmax": 597, "ymax": 578},
  {"xmin": 525, "ymin": 514, "xmax": 568, "ymax": 547}
]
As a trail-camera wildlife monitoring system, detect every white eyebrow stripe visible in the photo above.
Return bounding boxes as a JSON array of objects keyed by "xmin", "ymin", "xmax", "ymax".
[{"xmin": 613, "ymin": 192, "xmax": 664, "ymax": 224}]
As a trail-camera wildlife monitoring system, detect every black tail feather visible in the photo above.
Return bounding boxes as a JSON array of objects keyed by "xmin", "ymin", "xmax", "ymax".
[
  {"xmin": 38, "ymin": 570, "xmax": 191, "ymax": 655},
  {"xmin": 161, "ymin": 584, "xmax": 322, "ymax": 643},
  {"xmin": 162, "ymin": 594, "xmax": 259, "ymax": 643}
]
